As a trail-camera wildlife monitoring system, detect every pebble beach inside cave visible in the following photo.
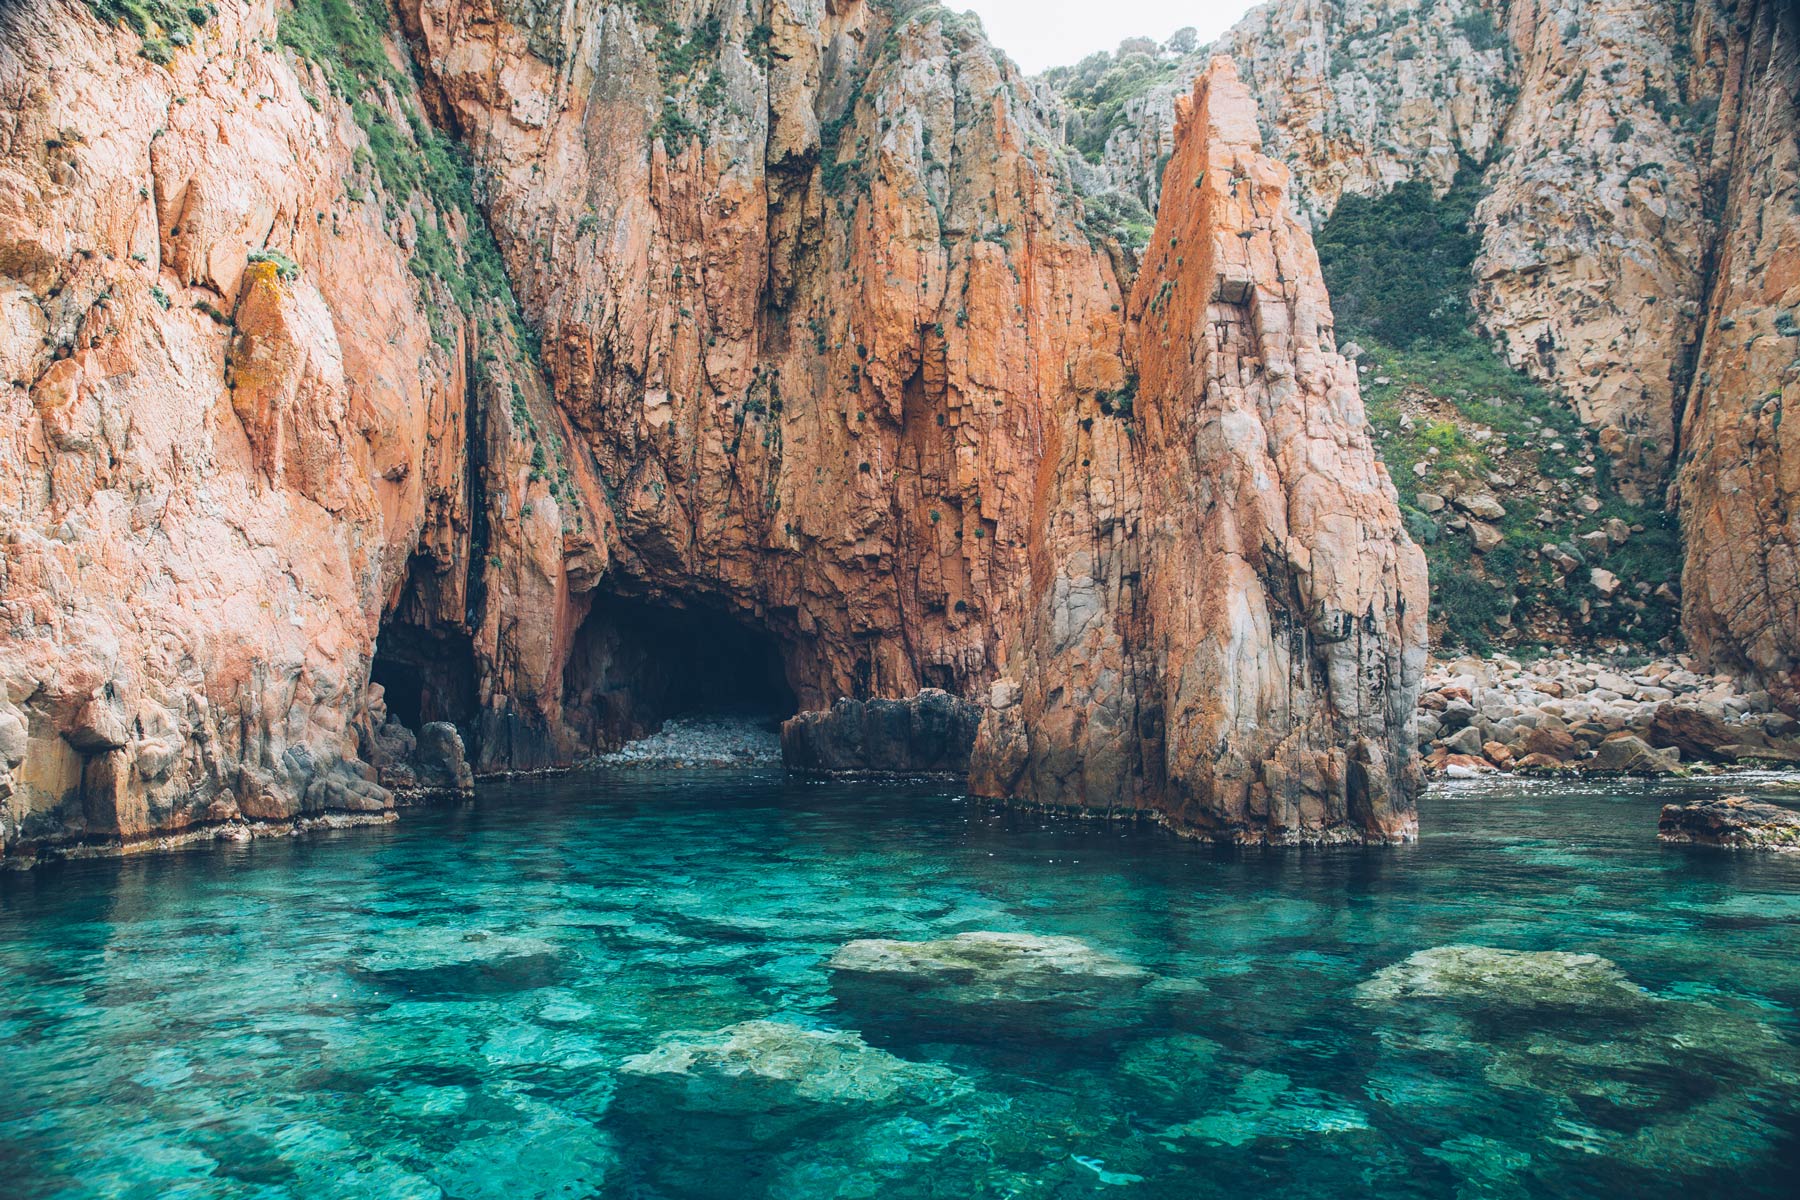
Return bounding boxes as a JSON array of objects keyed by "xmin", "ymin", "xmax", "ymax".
[{"xmin": 3, "ymin": 765, "xmax": 1798, "ymax": 1199}]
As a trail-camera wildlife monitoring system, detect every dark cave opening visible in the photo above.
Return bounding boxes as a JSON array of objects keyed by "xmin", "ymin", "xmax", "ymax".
[
  {"xmin": 562, "ymin": 595, "xmax": 798, "ymax": 749},
  {"xmin": 369, "ymin": 617, "xmax": 478, "ymax": 736}
]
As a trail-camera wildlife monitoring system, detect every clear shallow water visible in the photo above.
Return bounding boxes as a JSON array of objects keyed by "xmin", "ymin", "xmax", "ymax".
[{"xmin": 3, "ymin": 771, "xmax": 1800, "ymax": 1199}]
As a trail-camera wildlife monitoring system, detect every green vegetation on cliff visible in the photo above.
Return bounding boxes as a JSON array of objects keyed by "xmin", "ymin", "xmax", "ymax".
[
  {"xmin": 1044, "ymin": 38, "xmax": 1190, "ymax": 164},
  {"xmin": 83, "ymin": 0, "xmax": 216, "ymax": 64},
  {"xmin": 1315, "ymin": 176, "xmax": 1484, "ymax": 349},
  {"xmin": 1317, "ymin": 175, "xmax": 1682, "ymax": 654},
  {"xmin": 276, "ymin": 0, "xmax": 527, "ymax": 352},
  {"xmin": 277, "ymin": 0, "xmax": 580, "ymax": 529}
]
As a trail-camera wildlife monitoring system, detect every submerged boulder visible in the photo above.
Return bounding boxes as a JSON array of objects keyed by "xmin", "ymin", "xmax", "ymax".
[
  {"xmin": 1163, "ymin": 1069, "xmax": 1370, "ymax": 1148},
  {"xmin": 612, "ymin": 1019, "xmax": 959, "ymax": 1193},
  {"xmin": 616, "ymin": 1020, "xmax": 956, "ymax": 1123},
  {"xmin": 828, "ymin": 931, "xmax": 1150, "ymax": 1038},
  {"xmin": 1359, "ymin": 944, "xmax": 1800, "ymax": 1175},
  {"xmin": 1659, "ymin": 795, "xmax": 1800, "ymax": 852},
  {"xmin": 1356, "ymin": 945, "xmax": 1649, "ymax": 1015}
]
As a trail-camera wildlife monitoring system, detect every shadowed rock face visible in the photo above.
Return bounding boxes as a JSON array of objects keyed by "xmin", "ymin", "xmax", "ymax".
[
  {"xmin": 780, "ymin": 689, "xmax": 982, "ymax": 775},
  {"xmin": 3, "ymin": 2, "xmax": 1420, "ymax": 855}
]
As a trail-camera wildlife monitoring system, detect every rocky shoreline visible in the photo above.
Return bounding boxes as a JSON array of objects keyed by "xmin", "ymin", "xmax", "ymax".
[{"xmin": 1417, "ymin": 654, "xmax": 1799, "ymax": 778}]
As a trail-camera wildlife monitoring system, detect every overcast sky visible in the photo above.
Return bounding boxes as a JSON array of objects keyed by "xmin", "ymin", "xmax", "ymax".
[{"xmin": 957, "ymin": 1, "xmax": 1261, "ymax": 73}]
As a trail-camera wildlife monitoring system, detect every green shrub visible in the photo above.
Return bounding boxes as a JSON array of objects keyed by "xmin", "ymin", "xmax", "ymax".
[
  {"xmin": 1455, "ymin": 12, "xmax": 1504, "ymax": 52},
  {"xmin": 247, "ymin": 248, "xmax": 300, "ymax": 281},
  {"xmin": 1323, "ymin": 174, "xmax": 1683, "ymax": 653},
  {"xmin": 1315, "ymin": 171, "xmax": 1484, "ymax": 348}
]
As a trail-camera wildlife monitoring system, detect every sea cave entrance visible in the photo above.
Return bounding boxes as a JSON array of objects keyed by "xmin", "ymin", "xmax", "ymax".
[
  {"xmin": 369, "ymin": 618, "xmax": 479, "ymax": 735},
  {"xmin": 369, "ymin": 555, "xmax": 479, "ymax": 739},
  {"xmin": 562, "ymin": 594, "xmax": 798, "ymax": 751}
]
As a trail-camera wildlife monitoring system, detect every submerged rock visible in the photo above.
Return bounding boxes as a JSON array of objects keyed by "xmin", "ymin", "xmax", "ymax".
[
  {"xmin": 1360, "ymin": 944, "xmax": 1800, "ymax": 1175},
  {"xmin": 617, "ymin": 1020, "xmax": 956, "ymax": 1120},
  {"xmin": 1164, "ymin": 1069, "xmax": 1370, "ymax": 1147},
  {"xmin": 781, "ymin": 690, "xmax": 982, "ymax": 775},
  {"xmin": 1356, "ymin": 945, "xmax": 1649, "ymax": 1015},
  {"xmin": 612, "ymin": 1019, "xmax": 959, "ymax": 1193},
  {"xmin": 827, "ymin": 931, "xmax": 1150, "ymax": 1038},
  {"xmin": 1659, "ymin": 795, "xmax": 1800, "ymax": 852}
]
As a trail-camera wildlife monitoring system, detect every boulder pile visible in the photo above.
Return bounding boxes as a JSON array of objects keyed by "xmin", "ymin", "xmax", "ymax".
[{"xmin": 1416, "ymin": 654, "xmax": 1799, "ymax": 777}]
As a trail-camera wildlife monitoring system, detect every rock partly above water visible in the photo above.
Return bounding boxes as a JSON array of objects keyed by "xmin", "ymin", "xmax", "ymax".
[
  {"xmin": 828, "ymin": 931, "xmax": 1151, "ymax": 1039},
  {"xmin": 0, "ymin": 2, "xmax": 1423, "ymax": 858},
  {"xmin": 780, "ymin": 690, "xmax": 982, "ymax": 775},
  {"xmin": 1659, "ymin": 796, "xmax": 1800, "ymax": 852},
  {"xmin": 363, "ymin": 692, "xmax": 476, "ymax": 799},
  {"xmin": 617, "ymin": 1020, "xmax": 957, "ymax": 1121},
  {"xmin": 973, "ymin": 59, "xmax": 1425, "ymax": 845}
]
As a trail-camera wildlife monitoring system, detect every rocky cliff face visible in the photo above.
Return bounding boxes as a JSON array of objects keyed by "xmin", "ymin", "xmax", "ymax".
[
  {"xmin": 0, "ymin": 0, "xmax": 596, "ymax": 857},
  {"xmin": 401, "ymin": 0, "xmax": 1124, "ymax": 725},
  {"xmin": 1048, "ymin": 0, "xmax": 1720, "ymax": 490},
  {"xmin": 1672, "ymin": 0, "xmax": 1800, "ymax": 710},
  {"xmin": 1051, "ymin": 0, "xmax": 1800, "ymax": 706},
  {"xmin": 971, "ymin": 61, "xmax": 1425, "ymax": 843},
  {"xmin": 0, "ymin": 0, "xmax": 1427, "ymax": 857}
]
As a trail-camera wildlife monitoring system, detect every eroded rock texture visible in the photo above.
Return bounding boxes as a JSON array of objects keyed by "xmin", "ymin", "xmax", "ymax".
[
  {"xmin": 973, "ymin": 62, "xmax": 1426, "ymax": 843},
  {"xmin": 0, "ymin": 0, "xmax": 595, "ymax": 857},
  {"xmin": 0, "ymin": 0, "xmax": 1531, "ymax": 857},
  {"xmin": 402, "ymin": 0, "xmax": 1124, "ymax": 716},
  {"xmin": 1672, "ymin": 0, "xmax": 1800, "ymax": 710},
  {"xmin": 1053, "ymin": 0, "xmax": 1723, "ymax": 489}
]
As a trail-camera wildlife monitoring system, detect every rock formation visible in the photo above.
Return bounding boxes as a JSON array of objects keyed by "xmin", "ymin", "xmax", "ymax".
[
  {"xmin": 972, "ymin": 61, "xmax": 1426, "ymax": 843},
  {"xmin": 1671, "ymin": 0, "xmax": 1800, "ymax": 711},
  {"xmin": 1053, "ymin": 0, "xmax": 1800, "ymax": 709},
  {"xmin": 0, "ymin": 0, "xmax": 613, "ymax": 860},
  {"xmin": 1, "ymin": 0, "xmax": 476, "ymax": 856},
  {"xmin": 828, "ymin": 931, "xmax": 1152, "ymax": 1038},
  {"xmin": 1359, "ymin": 942, "xmax": 1800, "ymax": 1174},
  {"xmin": 780, "ymin": 689, "xmax": 981, "ymax": 775},
  {"xmin": 1660, "ymin": 794, "xmax": 1800, "ymax": 851},
  {"xmin": 9, "ymin": 0, "xmax": 1793, "ymax": 860},
  {"xmin": 0, "ymin": 2, "xmax": 1424, "ymax": 858},
  {"xmin": 1050, "ymin": 0, "xmax": 1719, "ymax": 489}
]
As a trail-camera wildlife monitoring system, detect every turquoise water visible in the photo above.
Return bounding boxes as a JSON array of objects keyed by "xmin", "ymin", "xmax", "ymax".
[{"xmin": 3, "ymin": 771, "xmax": 1800, "ymax": 1199}]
